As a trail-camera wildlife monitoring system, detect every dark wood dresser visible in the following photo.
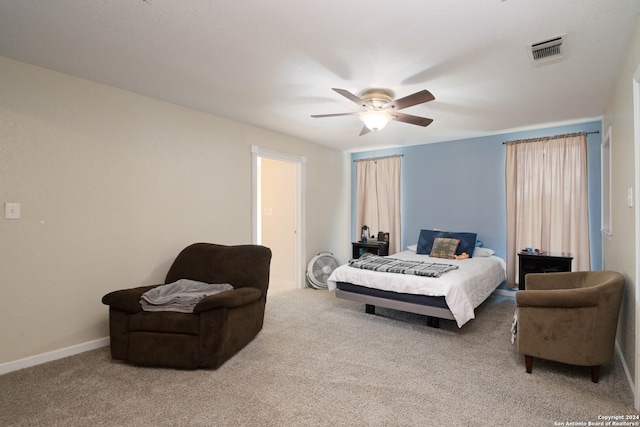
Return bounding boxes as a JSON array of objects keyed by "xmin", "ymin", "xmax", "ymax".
[{"xmin": 518, "ymin": 251, "xmax": 573, "ymax": 290}]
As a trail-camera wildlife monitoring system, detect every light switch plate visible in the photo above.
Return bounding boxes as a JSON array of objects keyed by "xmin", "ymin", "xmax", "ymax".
[{"xmin": 5, "ymin": 202, "xmax": 21, "ymax": 219}]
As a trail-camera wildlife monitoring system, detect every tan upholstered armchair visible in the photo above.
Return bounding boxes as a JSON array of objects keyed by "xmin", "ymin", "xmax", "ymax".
[
  {"xmin": 516, "ymin": 270, "xmax": 624, "ymax": 383},
  {"xmin": 102, "ymin": 243, "xmax": 271, "ymax": 369}
]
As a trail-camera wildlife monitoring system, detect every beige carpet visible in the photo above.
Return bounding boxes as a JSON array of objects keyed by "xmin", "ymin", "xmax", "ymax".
[{"xmin": 0, "ymin": 288, "xmax": 637, "ymax": 426}]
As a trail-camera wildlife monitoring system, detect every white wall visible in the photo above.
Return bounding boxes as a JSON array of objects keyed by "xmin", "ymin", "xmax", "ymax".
[
  {"xmin": 0, "ymin": 56, "xmax": 350, "ymax": 365},
  {"xmin": 602, "ymin": 16, "xmax": 640, "ymax": 383}
]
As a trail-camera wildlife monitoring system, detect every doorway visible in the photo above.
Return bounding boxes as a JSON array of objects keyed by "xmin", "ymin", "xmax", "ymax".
[{"xmin": 251, "ymin": 146, "xmax": 306, "ymax": 294}]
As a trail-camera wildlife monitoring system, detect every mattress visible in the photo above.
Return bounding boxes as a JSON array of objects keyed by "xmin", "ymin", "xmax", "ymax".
[{"xmin": 327, "ymin": 250, "xmax": 506, "ymax": 327}]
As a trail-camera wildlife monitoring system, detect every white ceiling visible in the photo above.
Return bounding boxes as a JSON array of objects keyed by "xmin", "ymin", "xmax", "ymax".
[{"xmin": 1, "ymin": 1, "xmax": 638, "ymax": 152}]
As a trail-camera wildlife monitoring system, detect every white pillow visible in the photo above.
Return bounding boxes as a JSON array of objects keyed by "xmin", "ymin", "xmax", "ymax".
[
  {"xmin": 473, "ymin": 247, "xmax": 495, "ymax": 257},
  {"xmin": 407, "ymin": 244, "xmax": 417, "ymax": 252}
]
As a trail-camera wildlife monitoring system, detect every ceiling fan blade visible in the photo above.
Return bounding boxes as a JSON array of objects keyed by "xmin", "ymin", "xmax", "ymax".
[
  {"xmin": 392, "ymin": 112, "xmax": 434, "ymax": 127},
  {"xmin": 332, "ymin": 88, "xmax": 369, "ymax": 109},
  {"xmin": 311, "ymin": 112, "xmax": 359, "ymax": 118},
  {"xmin": 359, "ymin": 125, "xmax": 371, "ymax": 136},
  {"xmin": 388, "ymin": 90, "xmax": 435, "ymax": 110}
]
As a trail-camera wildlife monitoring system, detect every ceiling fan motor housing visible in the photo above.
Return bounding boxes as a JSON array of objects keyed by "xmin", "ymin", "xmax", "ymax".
[{"xmin": 360, "ymin": 89, "xmax": 394, "ymax": 109}]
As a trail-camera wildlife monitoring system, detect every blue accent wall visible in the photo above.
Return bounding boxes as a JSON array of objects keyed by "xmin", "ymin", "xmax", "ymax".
[{"xmin": 351, "ymin": 120, "xmax": 602, "ymax": 269}]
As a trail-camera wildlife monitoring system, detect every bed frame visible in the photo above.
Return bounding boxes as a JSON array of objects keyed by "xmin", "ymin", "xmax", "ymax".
[{"xmin": 335, "ymin": 282, "xmax": 456, "ymax": 328}]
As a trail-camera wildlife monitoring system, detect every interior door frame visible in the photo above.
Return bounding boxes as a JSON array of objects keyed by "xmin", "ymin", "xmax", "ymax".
[
  {"xmin": 251, "ymin": 145, "xmax": 306, "ymax": 289},
  {"xmin": 633, "ymin": 64, "xmax": 640, "ymax": 411}
]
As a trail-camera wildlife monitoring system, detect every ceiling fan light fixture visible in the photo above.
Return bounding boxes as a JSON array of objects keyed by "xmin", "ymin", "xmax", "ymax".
[
  {"xmin": 360, "ymin": 110, "xmax": 392, "ymax": 131},
  {"xmin": 312, "ymin": 88, "xmax": 434, "ymax": 136}
]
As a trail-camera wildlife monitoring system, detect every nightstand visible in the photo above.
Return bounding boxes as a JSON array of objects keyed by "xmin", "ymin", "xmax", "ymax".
[
  {"xmin": 352, "ymin": 241, "xmax": 389, "ymax": 259},
  {"xmin": 518, "ymin": 252, "xmax": 573, "ymax": 290}
]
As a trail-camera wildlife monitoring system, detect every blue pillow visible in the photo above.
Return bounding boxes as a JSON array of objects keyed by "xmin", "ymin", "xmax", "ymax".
[
  {"xmin": 416, "ymin": 229, "xmax": 447, "ymax": 254},
  {"xmin": 446, "ymin": 231, "xmax": 478, "ymax": 257},
  {"xmin": 416, "ymin": 229, "xmax": 478, "ymax": 257}
]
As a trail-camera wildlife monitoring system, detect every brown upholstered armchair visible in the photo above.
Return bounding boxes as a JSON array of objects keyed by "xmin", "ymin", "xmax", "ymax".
[
  {"xmin": 102, "ymin": 243, "xmax": 271, "ymax": 369},
  {"xmin": 516, "ymin": 270, "xmax": 624, "ymax": 383}
]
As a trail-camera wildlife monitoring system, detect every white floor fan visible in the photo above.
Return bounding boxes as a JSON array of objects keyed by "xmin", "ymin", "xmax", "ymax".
[{"xmin": 306, "ymin": 252, "xmax": 339, "ymax": 289}]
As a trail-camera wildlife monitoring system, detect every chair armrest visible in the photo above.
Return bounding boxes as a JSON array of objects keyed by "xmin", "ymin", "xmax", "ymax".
[
  {"xmin": 101, "ymin": 285, "xmax": 158, "ymax": 313},
  {"xmin": 516, "ymin": 286, "xmax": 599, "ymax": 309},
  {"xmin": 193, "ymin": 287, "xmax": 263, "ymax": 313}
]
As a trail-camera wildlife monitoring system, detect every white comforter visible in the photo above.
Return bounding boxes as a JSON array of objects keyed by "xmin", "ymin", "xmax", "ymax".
[{"xmin": 327, "ymin": 251, "xmax": 506, "ymax": 327}]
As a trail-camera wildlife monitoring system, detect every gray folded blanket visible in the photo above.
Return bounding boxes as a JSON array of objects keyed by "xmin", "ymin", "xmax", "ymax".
[
  {"xmin": 348, "ymin": 254, "xmax": 458, "ymax": 278},
  {"xmin": 140, "ymin": 279, "xmax": 234, "ymax": 313}
]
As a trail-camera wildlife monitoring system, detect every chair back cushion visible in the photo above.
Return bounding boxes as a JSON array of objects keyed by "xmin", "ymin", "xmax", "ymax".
[{"xmin": 165, "ymin": 243, "xmax": 272, "ymax": 295}]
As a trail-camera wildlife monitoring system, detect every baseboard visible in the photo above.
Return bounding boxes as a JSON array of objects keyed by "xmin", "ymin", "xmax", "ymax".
[
  {"xmin": 615, "ymin": 340, "xmax": 635, "ymax": 401},
  {"xmin": 0, "ymin": 337, "xmax": 110, "ymax": 376},
  {"xmin": 493, "ymin": 288, "xmax": 517, "ymax": 298}
]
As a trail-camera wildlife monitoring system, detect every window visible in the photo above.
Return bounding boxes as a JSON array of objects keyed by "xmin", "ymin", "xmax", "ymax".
[
  {"xmin": 355, "ymin": 155, "xmax": 401, "ymax": 255},
  {"xmin": 505, "ymin": 133, "xmax": 591, "ymax": 286}
]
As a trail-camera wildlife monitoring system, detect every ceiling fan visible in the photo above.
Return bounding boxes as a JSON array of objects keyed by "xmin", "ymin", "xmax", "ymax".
[{"xmin": 311, "ymin": 88, "xmax": 435, "ymax": 136}]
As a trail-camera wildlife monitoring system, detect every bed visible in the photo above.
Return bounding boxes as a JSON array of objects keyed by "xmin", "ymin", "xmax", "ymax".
[{"xmin": 326, "ymin": 230, "xmax": 507, "ymax": 328}]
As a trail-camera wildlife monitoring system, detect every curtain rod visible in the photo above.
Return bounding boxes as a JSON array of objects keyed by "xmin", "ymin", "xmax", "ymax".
[
  {"xmin": 502, "ymin": 131, "xmax": 599, "ymax": 145},
  {"xmin": 353, "ymin": 154, "xmax": 403, "ymax": 163}
]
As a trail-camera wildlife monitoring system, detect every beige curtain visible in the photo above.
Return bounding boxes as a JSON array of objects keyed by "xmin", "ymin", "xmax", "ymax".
[
  {"xmin": 506, "ymin": 133, "xmax": 590, "ymax": 287},
  {"xmin": 355, "ymin": 155, "xmax": 401, "ymax": 255}
]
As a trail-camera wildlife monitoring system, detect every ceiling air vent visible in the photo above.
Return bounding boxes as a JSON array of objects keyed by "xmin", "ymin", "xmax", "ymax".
[{"xmin": 528, "ymin": 34, "xmax": 566, "ymax": 67}]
